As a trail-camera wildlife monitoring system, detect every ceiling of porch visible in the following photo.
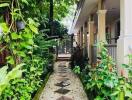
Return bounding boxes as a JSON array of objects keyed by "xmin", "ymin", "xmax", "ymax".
[{"xmin": 71, "ymin": 0, "xmax": 120, "ymax": 34}]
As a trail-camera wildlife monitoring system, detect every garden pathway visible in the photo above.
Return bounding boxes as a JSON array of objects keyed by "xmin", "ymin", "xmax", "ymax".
[{"xmin": 39, "ymin": 61, "xmax": 88, "ymax": 100}]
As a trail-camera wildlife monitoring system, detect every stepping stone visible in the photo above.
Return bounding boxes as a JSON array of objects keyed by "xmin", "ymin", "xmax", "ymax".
[
  {"xmin": 55, "ymin": 81, "xmax": 70, "ymax": 87},
  {"xmin": 55, "ymin": 82, "xmax": 64, "ymax": 87},
  {"xmin": 57, "ymin": 74, "xmax": 67, "ymax": 77},
  {"xmin": 58, "ymin": 71, "xmax": 67, "ymax": 73},
  {"xmin": 60, "ymin": 74, "xmax": 67, "ymax": 77},
  {"xmin": 57, "ymin": 78, "xmax": 69, "ymax": 82},
  {"xmin": 58, "ymin": 70, "xmax": 67, "ymax": 72},
  {"xmin": 59, "ymin": 67, "xmax": 67, "ymax": 69},
  {"xmin": 54, "ymin": 88, "xmax": 70, "ymax": 95},
  {"xmin": 58, "ymin": 69, "xmax": 67, "ymax": 72},
  {"xmin": 56, "ymin": 96, "xmax": 73, "ymax": 100},
  {"xmin": 58, "ymin": 65, "xmax": 67, "ymax": 68}
]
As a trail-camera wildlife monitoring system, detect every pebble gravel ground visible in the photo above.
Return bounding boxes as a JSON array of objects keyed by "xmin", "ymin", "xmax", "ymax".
[{"xmin": 39, "ymin": 61, "xmax": 88, "ymax": 100}]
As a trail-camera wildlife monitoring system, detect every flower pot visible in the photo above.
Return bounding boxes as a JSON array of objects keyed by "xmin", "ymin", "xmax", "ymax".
[{"xmin": 16, "ymin": 21, "xmax": 25, "ymax": 31}]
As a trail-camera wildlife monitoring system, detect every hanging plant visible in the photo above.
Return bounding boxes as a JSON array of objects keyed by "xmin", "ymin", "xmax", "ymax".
[{"xmin": 16, "ymin": 20, "xmax": 25, "ymax": 31}]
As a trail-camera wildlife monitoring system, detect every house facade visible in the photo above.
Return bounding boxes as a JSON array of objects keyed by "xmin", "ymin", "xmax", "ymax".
[{"xmin": 71, "ymin": 0, "xmax": 132, "ymax": 75}]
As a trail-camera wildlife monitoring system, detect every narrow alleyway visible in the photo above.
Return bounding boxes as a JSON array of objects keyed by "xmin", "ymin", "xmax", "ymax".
[{"xmin": 39, "ymin": 61, "xmax": 88, "ymax": 100}]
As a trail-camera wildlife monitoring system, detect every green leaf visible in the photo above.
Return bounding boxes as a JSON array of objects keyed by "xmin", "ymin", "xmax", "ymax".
[
  {"xmin": 27, "ymin": 39, "xmax": 34, "ymax": 45},
  {"xmin": 111, "ymin": 91, "xmax": 120, "ymax": 96},
  {"xmin": 21, "ymin": 0, "xmax": 29, "ymax": 5},
  {"xmin": 17, "ymin": 51, "xmax": 26, "ymax": 57},
  {"xmin": 30, "ymin": 66, "xmax": 36, "ymax": 72},
  {"xmin": 122, "ymin": 64, "xmax": 129, "ymax": 68},
  {"xmin": 0, "ymin": 23, "xmax": 8, "ymax": 33},
  {"xmin": 0, "ymin": 3, "xmax": 9, "ymax": 8},
  {"xmin": 0, "ymin": 63, "xmax": 24, "ymax": 95},
  {"xmin": 11, "ymin": 32, "xmax": 19, "ymax": 40},
  {"xmin": 95, "ymin": 96, "xmax": 103, "ymax": 100},
  {"xmin": 125, "ymin": 90, "xmax": 132, "ymax": 98},
  {"xmin": 6, "ymin": 56, "xmax": 15, "ymax": 65},
  {"xmin": 7, "ymin": 63, "xmax": 25, "ymax": 80},
  {"xmin": 0, "ymin": 66, "xmax": 8, "ymax": 83},
  {"xmin": 23, "ymin": 33, "xmax": 32, "ymax": 39},
  {"xmin": 29, "ymin": 24, "xmax": 38, "ymax": 34}
]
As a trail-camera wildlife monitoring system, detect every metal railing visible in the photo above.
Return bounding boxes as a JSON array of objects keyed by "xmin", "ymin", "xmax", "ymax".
[
  {"xmin": 92, "ymin": 44, "xmax": 117, "ymax": 63},
  {"xmin": 105, "ymin": 44, "xmax": 117, "ymax": 62}
]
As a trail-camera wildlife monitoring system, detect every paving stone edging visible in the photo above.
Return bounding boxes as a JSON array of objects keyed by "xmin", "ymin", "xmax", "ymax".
[{"xmin": 33, "ymin": 72, "xmax": 52, "ymax": 100}]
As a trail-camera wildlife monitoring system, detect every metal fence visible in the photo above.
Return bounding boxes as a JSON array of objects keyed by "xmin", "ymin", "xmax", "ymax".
[{"xmin": 58, "ymin": 36, "xmax": 72, "ymax": 54}]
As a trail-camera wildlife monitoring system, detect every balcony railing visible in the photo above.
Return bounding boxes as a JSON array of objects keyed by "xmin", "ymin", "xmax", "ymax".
[{"xmin": 92, "ymin": 44, "xmax": 117, "ymax": 63}]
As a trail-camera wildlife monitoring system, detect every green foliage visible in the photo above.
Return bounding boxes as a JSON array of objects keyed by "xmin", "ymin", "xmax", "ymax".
[
  {"xmin": 122, "ymin": 54, "xmax": 132, "ymax": 83},
  {"xmin": 73, "ymin": 66, "xmax": 81, "ymax": 74},
  {"xmin": 0, "ymin": 3, "xmax": 9, "ymax": 8},
  {"xmin": 76, "ymin": 42, "xmax": 132, "ymax": 100},
  {"xmin": 0, "ymin": 64, "xmax": 24, "ymax": 95},
  {"xmin": 85, "ymin": 42, "xmax": 119, "ymax": 99},
  {"xmin": 1, "ymin": 56, "xmax": 49, "ymax": 100}
]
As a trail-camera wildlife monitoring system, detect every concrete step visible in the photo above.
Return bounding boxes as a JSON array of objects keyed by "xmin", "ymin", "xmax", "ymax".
[{"xmin": 57, "ymin": 57, "xmax": 71, "ymax": 61}]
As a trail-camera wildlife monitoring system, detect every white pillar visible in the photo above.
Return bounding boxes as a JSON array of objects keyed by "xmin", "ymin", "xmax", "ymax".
[
  {"xmin": 97, "ymin": 10, "xmax": 107, "ymax": 42},
  {"xmin": 80, "ymin": 27, "xmax": 83, "ymax": 48},
  {"xmin": 83, "ymin": 22, "xmax": 88, "ymax": 58},
  {"xmin": 117, "ymin": 0, "xmax": 132, "ymax": 76},
  {"xmin": 89, "ymin": 20, "xmax": 95, "ymax": 64}
]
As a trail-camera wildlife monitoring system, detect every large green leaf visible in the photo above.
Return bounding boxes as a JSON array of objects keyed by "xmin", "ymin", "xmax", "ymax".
[
  {"xmin": 29, "ymin": 24, "xmax": 38, "ymax": 34},
  {"xmin": 0, "ymin": 63, "xmax": 24, "ymax": 95},
  {"xmin": 0, "ymin": 3, "xmax": 9, "ymax": 8},
  {"xmin": 125, "ymin": 90, "xmax": 132, "ymax": 98},
  {"xmin": 0, "ymin": 66, "xmax": 8, "ymax": 83},
  {"xmin": 0, "ymin": 23, "xmax": 9, "ymax": 34},
  {"xmin": 11, "ymin": 32, "xmax": 19, "ymax": 40},
  {"xmin": 21, "ymin": 0, "xmax": 29, "ymax": 5},
  {"xmin": 6, "ymin": 63, "xmax": 24, "ymax": 80}
]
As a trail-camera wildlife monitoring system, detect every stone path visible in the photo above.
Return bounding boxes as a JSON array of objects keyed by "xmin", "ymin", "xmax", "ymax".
[{"xmin": 39, "ymin": 61, "xmax": 88, "ymax": 100}]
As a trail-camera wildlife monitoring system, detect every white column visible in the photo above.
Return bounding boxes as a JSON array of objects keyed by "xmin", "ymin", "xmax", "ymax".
[
  {"xmin": 80, "ymin": 27, "xmax": 83, "ymax": 48},
  {"xmin": 83, "ymin": 23, "xmax": 88, "ymax": 58},
  {"xmin": 97, "ymin": 10, "xmax": 107, "ymax": 42},
  {"xmin": 117, "ymin": 0, "xmax": 132, "ymax": 76},
  {"xmin": 89, "ymin": 21, "xmax": 95, "ymax": 64},
  {"xmin": 77, "ymin": 32, "xmax": 80, "ymax": 46}
]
